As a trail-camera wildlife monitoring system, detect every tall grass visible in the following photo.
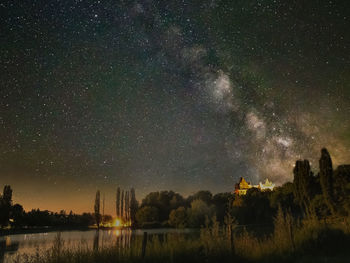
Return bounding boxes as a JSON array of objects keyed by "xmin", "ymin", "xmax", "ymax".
[
  {"xmin": 234, "ymin": 208, "xmax": 350, "ymax": 262},
  {"xmin": 10, "ymin": 213, "xmax": 350, "ymax": 263}
]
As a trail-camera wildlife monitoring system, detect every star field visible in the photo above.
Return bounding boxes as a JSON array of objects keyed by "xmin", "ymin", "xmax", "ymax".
[{"xmin": 1, "ymin": 0, "xmax": 349, "ymax": 214}]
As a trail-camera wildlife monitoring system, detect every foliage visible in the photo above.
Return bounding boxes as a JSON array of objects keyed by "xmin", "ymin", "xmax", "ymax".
[
  {"xmin": 22, "ymin": 209, "xmax": 95, "ymax": 227},
  {"xmin": 130, "ymin": 187, "xmax": 139, "ymax": 226},
  {"xmin": 0, "ymin": 185, "xmax": 12, "ymax": 227},
  {"xmin": 269, "ymin": 183, "xmax": 294, "ymax": 210},
  {"xmin": 232, "ymin": 188, "xmax": 274, "ymax": 225},
  {"xmin": 141, "ymin": 191, "xmax": 184, "ymax": 223},
  {"xmin": 212, "ymin": 192, "xmax": 233, "ymax": 223},
  {"xmin": 319, "ymin": 148, "xmax": 336, "ymax": 215},
  {"xmin": 291, "ymin": 149, "xmax": 350, "ymax": 220},
  {"xmin": 94, "ymin": 190, "xmax": 101, "ymax": 228},
  {"xmin": 2, "ymin": 148, "xmax": 350, "ymax": 233},
  {"xmin": 116, "ymin": 188, "xmax": 137, "ymax": 225},
  {"xmin": 116, "ymin": 187, "xmax": 121, "ymax": 217},
  {"xmin": 187, "ymin": 199, "xmax": 215, "ymax": 228},
  {"xmin": 135, "ymin": 206, "xmax": 159, "ymax": 226},
  {"xmin": 293, "ymin": 160, "xmax": 314, "ymax": 217},
  {"xmin": 334, "ymin": 165, "xmax": 350, "ymax": 214},
  {"xmin": 11, "ymin": 203, "xmax": 25, "ymax": 227},
  {"xmin": 168, "ymin": 207, "xmax": 187, "ymax": 228},
  {"xmin": 187, "ymin": 190, "xmax": 213, "ymax": 205}
]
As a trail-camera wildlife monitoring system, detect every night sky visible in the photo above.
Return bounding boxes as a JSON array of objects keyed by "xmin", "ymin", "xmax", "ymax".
[{"xmin": 1, "ymin": 0, "xmax": 349, "ymax": 214}]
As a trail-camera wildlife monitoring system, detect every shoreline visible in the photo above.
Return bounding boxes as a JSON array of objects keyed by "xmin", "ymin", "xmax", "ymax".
[
  {"xmin": 0, "ymin": 226, "xmax": 138, "ymax": 236},
  {"xmin": 0, "ymin": 226, "xmax": 198, "ymax": 237},
  {"xmin": 0, "ymin": 226, "xmax": 94, "ymax": 236}
]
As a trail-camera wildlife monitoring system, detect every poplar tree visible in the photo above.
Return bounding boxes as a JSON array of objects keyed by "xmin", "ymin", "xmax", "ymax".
[
  {"xmin": 125, "ymin": 191, "xmax": 130, "ymax": 222},
  {"xmin": 116, "ymin": 187, "xmax": 120, "ymax": 217},
  {"xmin": 94, "ymin": 190, "xmax": 101, "ymax": 229},
  {"xmin": 0, "ymin": 185, "xmax": 12, "ymax": 227},
  {"xmin": 319, "ymin": 148, "xmax": 336, "ymax": 215},
  {"xmin": 3, "ymin": 185, "xmax": 12, "ymax": 205},
  {"xmin": 121, "ymin": 190, "xmax": 124, "ymax": 221},
  {"xmin": 293, "ymin": 160, "xmax": 313, "ymax": 217},
  {"xmin": 130, "ymin": 187, "xmax": 138, "ymax": 226}
]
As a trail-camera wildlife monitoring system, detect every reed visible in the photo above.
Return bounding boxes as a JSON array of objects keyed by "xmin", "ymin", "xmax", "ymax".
[{"xmin": 11, "ymin": 214, "xmax": 350, "ymax": 263}]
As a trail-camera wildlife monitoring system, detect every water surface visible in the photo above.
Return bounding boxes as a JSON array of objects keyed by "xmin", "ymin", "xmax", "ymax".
[{"xmin": 1, "ymin": 228, "xmax": 193, "ymax": 262}]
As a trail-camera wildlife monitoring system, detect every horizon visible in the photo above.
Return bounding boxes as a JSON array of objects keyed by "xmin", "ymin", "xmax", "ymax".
[{"xmin": 3, "ymin": 150, "xmax": 349, "ymax": 215}]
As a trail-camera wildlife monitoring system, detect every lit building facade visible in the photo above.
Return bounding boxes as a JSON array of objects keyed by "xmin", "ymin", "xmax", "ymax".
[{"xmin": 234, "ymin": 177, "xmax": 275, "ymax": 195}]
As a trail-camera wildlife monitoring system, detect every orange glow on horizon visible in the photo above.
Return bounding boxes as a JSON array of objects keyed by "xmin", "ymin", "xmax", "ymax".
[{"xmin": 111, "ymin": 218, "xmax": 131, "ymax": 227}]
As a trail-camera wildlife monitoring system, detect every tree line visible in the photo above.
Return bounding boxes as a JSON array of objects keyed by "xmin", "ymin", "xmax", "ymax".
[
  {"xmin": 131, "ymin": 148, "xmax": 350, "ymax": 228},
  {"xmin": 0, "ymin": 189, "xmax": 96, "ymax": 228},
  {"xmin": 93, "ymin": 187, "xmax": 138, "ymax": 228},
  {"xmin": 1, "ymin": 148, "xmax": 350, "ymax": 230},
  {"xmin": 115, "ymin": 187, "xmax": 138, "ymax": 225}
]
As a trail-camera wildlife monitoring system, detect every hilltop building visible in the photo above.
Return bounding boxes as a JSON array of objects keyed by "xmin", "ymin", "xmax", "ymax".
[{"xmin": 234, "ymin": 177, "xmax": 275, "ymax": 195}]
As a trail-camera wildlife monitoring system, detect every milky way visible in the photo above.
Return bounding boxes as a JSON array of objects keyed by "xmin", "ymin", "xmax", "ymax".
[{"xmin": 1, "ymin": 1, "xmax": 349, "ymax": 214}]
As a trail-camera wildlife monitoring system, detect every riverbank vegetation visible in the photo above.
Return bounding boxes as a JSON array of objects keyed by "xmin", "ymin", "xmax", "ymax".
[
  {"xmin": 2, "ymin": 148, "xmax": 350, "ymax": 262},
  {"xmin": 10, "ymin": 213, "xmax": 350, "ymax": 263},
  {"xmin": 2, "ymin": 149, "xmax": 350, "ymax": 232}
]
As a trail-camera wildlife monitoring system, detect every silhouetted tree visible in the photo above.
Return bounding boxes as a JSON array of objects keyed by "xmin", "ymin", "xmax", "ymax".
[
  {"xmin": 169, "ymin": 207, "xmax": 187, "ymax": 228},
  {"xmin": 121, "ymin": 190, "xmax": 124, "ymax": 221},
  {"xmin": 136, "ymin": 206, "xmax": 159, "ymax": 227},
  {"xmin": 130, "ymin": 187, "xmax": 138, "ymax": 226},
  {"xmin": 25, "ymin": 209, "xmax": 52, "ymax": 226},
  {"xmin": 102, "ymin": 214, "xmax": 113, "ymax": 225},
  {"xmin": 187, "ymin": 199, "xmax": 215, "ymax": 227},
  {"xmin": 333, "ymin": 165, "xmax": 350, "ymax": 214},
  {"xmin": 293, "ymin": 160, "xmax": 314, "ymax": 217},
  {"xmin": 0, "ymin": 185, "xmax": 12, "ymax": 227},
  {"xmin": 94, "ymin": 190, "xmax": 101, "ymax": 229},
  {"xmin": 116, "ymin": 187, "xmax": 120, "ymax": 217},
  {"xmin": 319, "ymin": 148, "xmax": 336, "ymax": 215},
  {"xmin": 11, "ymin": 204, "xmax": 24, "ymax": 227},
  {"xmin": 269, "ymin": 182, "xmax": 299, "ymax": 215},
  {"xmin": 142, "ymin": 191, "xmax": 184, "ymax": 222},
  {"xmin": 169, "ymin": 194, "xmax": 185, "ymax": 210},
  {"xmin": 125, "ymin": 190, "xmax": 130, "ymax": 222},
  {"xmin": 232, "ymin": 188, "xmax": 274, "ymax": 225},
  {"xmin": 2, "ymin": 185, "xmax": 12, "ymax": 205},
  {"xmin": 187, "ymin": 190, "xmax": 213, "ymax": 205},
  {"xmin": 212, "ymin": 192, "xmax": 233, "ymax": 223}
]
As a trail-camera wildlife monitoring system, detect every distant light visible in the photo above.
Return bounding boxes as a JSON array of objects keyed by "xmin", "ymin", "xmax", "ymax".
[{"xmin": 114, "ymin": 219, "xmax": 121, "ymax": 227}]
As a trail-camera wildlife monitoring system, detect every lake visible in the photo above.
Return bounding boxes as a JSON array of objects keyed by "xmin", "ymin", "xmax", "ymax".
[{"xmin": 0, "ymin": 228, "xmax": 194, "ymax": 263}]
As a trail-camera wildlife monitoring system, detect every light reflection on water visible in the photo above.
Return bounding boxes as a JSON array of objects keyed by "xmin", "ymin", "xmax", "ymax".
[{"xmin": 0, "ymin": 228, "xmax": 193, "ymax": 263}]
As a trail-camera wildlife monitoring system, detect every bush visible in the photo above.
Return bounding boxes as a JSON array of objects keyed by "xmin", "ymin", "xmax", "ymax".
[
  {"xmin": 169, "ymin": 207, "xmax": 187, "ymax": 228},
  {"xmin": 136, "ymin": 206, "xmax": 159, "ymax": 225}
]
